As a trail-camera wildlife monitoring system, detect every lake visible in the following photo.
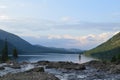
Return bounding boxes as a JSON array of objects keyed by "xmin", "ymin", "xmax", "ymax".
[
  {"xmin": 1, "ymin": 53, "xmax": 102, "ymax": 80},
  {"xmin": 16, "ymin": 53, "xmax": 95, "ymax": 63}
]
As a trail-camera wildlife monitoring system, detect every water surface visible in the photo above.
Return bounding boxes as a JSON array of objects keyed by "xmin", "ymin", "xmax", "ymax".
[{"xmin": 16, "ymin": 53, "xmax": 95, "ymax": 63}]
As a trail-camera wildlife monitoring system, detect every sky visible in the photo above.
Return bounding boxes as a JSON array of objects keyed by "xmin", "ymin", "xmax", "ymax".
[{"xmin": 0, "ymin": 0, "xmax": 120, "ymax": 50}]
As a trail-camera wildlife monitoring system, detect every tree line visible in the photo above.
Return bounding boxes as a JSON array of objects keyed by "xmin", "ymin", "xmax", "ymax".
[{"xmin": 0, "ymin": 39, "xmax": 18, "ymax": 63}]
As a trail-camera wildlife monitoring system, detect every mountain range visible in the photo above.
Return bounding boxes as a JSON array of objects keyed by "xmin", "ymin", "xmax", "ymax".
[
  {"xmin": 0, "ymin": 29, "xmax": 81, "ymax": 55},
  {"xmin": 1, "ymin": 29, "xmax": 119, "ymax": 60},
  {"xmin": 84, "ymin": 32, "xmax": 120, "ymax": 60}
]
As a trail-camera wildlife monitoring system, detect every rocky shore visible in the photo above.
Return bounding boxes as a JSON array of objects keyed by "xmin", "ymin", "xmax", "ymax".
[
  {"xmin": 0, "ymin": 60, "xmax": 120, "ymax": 80},
  {"xmin": 0, "ymin": 70, "xmax": 59, "ymax": 80},
  {"xmin": 37, "ymin": 61, "xmax": 86, "ymax": 70},
  {"xmin": 0, "ymin": 61, "xmax": 59, "ymax": 80}
]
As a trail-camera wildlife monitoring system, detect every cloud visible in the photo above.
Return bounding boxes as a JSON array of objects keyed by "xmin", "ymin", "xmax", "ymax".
[
  {"xmin": 22, "ymin": 32, "xmax": 116, "ymax": 50},
  {"xmin": 0, "ymin": 14, "xmax": 10, "ymax": 20},
  {"xmin": 0, "ymin": 18, "xmax": 53, "ymax": 34},
  {"xmin": 45, "ymin": 32, "xmax": 115, "ymax": 49},
  {"xmin": 60, "ymin": 16, "xmax": 79, "ymax": 24},
  {"xmin": 0, "ymin": 18, "xmax": 120, "ymax": 33},
  {"xmin": 53, "ymin": 22, "xmax": 120, "ymax": 31},
  {"xmin": 0, "ymin": 18, "xmax": 119, "ymax": 49},
  {"xmin": 0, "ymin": 5, "xmax": 7, "ymax": 9}
]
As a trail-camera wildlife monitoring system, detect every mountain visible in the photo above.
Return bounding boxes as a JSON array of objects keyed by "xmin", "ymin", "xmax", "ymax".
[
  {"xmin": 66, "ymin": 48, "xmax": 82, "ymax": 53},
  {"xmin": 84, "ymin": 32, "xmax": 120, "ymax": 60},
  {"xmin": 34, "ymin": 45, "xmax": 82, "ymax": 54},
  {"xmin": 0, "ymin": 29, "xmax": 81, "ymax": 54},
  {"xmin": 0, "ymin": 29, "xmax": 43, "ymax": 53}
]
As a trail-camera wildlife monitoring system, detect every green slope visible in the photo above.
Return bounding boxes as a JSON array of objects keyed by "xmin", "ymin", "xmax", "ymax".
[{"xmin": 84, "ymin": 32, "xmax": 120, "ymax": 60}]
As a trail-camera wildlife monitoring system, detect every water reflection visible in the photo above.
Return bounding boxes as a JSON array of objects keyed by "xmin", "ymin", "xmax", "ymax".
[
  {"xmin": 16, "ymin": 53, "xmax": 95, "ymax": 63},
  {"xmin": 80, "ymin": 55, "xmax": 95, "ymax": 63}
]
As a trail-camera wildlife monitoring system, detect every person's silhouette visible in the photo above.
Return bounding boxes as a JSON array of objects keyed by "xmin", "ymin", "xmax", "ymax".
[{"xmin": 79, "ymin": 54, "xmax": 81, "ymax": 63}]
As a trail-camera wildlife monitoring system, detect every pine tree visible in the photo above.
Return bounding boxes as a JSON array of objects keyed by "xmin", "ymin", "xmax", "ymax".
[
  {"xmin": 13, "ymin": 48, "xmax": 18, "ymax": 59},
  {"xmin": 111, "ymin": 55, "xmax": 117, "ymax": 62},
  {"xmin": 1, "ymin": 39, "xmax": 9, "ymax": 62},
  {"xmin": 117, "ymin": 53, "xmax": 120, "ymax": 61}
]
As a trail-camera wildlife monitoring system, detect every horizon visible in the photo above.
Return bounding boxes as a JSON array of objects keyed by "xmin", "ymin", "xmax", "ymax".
[{"xmin": 0, "ymin": 0, "xmax": 120, "ymax": 50}]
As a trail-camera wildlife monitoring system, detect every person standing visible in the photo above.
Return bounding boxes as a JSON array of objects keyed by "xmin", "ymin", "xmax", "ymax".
[{"xmin": 79, "ymin": 54, "xmax": 81, "ymax": 63}]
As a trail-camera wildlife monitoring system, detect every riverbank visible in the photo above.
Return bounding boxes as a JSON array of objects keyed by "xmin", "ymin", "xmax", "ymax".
[{"xmin": 0, "ymin": 60, "xmax": 120, "ymax": 80}]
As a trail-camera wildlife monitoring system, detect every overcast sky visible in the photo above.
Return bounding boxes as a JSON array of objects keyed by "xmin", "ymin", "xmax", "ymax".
[{"xmin": 0, "ymin": 0, "xmax": 120, "ymax": 50}]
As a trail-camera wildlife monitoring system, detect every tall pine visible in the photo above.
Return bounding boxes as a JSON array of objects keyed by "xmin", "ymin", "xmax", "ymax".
[
  {"xmin": 1, "ymin": 39, "xmax": 9, "ymax": 62},
  {"xmin": 13, "ymin": 48, "xmax": 18, "ymax": 59}
]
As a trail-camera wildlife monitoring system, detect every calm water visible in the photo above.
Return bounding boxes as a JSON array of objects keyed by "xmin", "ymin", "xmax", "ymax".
[{"xmin": 16, "ymin": 53, "xmax": 95, "ymax": 63}]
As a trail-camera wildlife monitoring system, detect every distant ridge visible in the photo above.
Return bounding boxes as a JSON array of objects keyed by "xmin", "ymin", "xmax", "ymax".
[
  {"xmin": 0, "ymin": 29, "xmax": 81, "ymax": 54},
  {"xmin": 84, "ymin": 32, "xmax": 120, "ymax": 60}
]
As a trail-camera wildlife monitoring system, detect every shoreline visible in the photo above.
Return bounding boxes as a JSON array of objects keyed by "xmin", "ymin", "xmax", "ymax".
[{"xmin": 0, "ymin": 60, "xmax": 120, "ymax": 80}]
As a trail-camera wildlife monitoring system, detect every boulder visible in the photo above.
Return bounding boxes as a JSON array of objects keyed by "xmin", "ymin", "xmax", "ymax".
[
  {"xmin": 84, "ymin": 60, "xmax": 112, "ymax": 71},
  {"xmin": 26, "ymin": 67, "xmax": 44, "ymax": 72},
  {"xmin": 4, "ymin": 61, "xmax": 21, "ymax": 69},
  {"xmin": 0, "ymin": 67, "xmax": 5, "ymax": 70},
  {"xmin": 109, "ymin": 65, "xmax": 120, "ymax": 74},
  {"xmin": 0, "ymin": 72, "xmax": 60, "ymax": 80},
  {"xmin": 9, "ymin": 63, "xmax": 21, "ymax": 69},
  {"xmin": 44, "ymin": 61, "xmax": 86, "ymax": 70}
]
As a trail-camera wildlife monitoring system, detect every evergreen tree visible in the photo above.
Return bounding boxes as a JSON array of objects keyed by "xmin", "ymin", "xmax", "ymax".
[
  {"xmin": 1, "ymin": 39, "xmax": 8, "ymax": 62},
  {"xmin": 13, "ymin": 48, "xmax": 18, "ymax": 59},
  {"xmin": 116, "ymin": 53, "xmax": 120, "ymax": 61},
  {"xmin": 111, "ymin": 55, "xmax": 117, "ymax": 62}
]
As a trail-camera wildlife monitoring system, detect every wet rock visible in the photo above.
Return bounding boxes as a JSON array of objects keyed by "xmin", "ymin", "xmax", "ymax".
[
  {"xmin": 6, "ymin": 63, "xmax": 21, "ymax": 69},
  {"xmin": 109, "ymin": 65, "xmax": 120, "ymax": 74},
  {"xmin": 10, "ymin": 65, "xmax": 21, "ymax": 69},
  {"xmin": 84, "ymin": 60, "xmax": 105, "ymax": 68},
  {"xmin": 20, "ymin": 61, "xmax": 30, "ymax": 65},
  {"xmin": 26, "ymin": 67, "xmax": 44, "ymax": 72},
  {"xmin": 38, "ymin": 61, "xmax": 86, "ymax": 70},
  {"xmin": 3, "ymin": 61, "xmax": 21, "ymax": 69},
  {"xmin": 0, "ymin": 67, "xmax": 5, "ymax": 70},
  {"xmin": 1, "ymin": 60, "xmax": 120, "ymax": 80},
  {"xmin": 67, "ymin": 75, "xmax": 78, "ymax": 80},
  {"xmin": 0, "ymin": 72, "xmax": 60, "ymax": 80},
  {"xmin": 37, "ymin": 61, "xmax": 50, "ymax": 65},
  {"xmin": 84, "ymin": 60, "xmax": 112, "ymax": 71}
]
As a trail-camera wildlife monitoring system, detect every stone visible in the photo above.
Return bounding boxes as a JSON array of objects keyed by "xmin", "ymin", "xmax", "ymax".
[
  {"xmin": 0, "ymin": 67, "xmax": 5, "ymax": 70},
  {"xmin": 26, "ymin": 67, "xmax": 44, "ymax": 72},
  {"xmin": 38, "ymin": 61, "xmax": 86, "ymax": 70}
]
